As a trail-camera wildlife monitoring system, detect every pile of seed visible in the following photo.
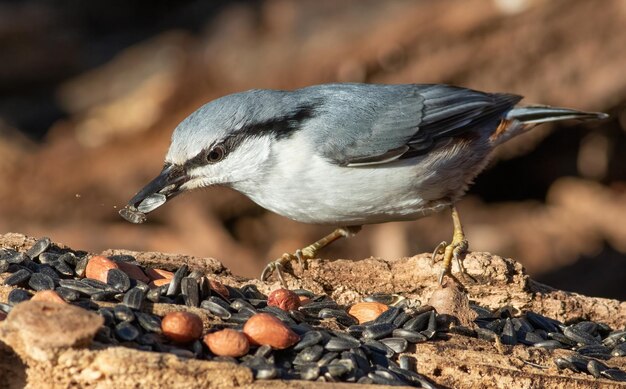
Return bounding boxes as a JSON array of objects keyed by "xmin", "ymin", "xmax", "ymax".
[{"xmin": 1, "ymin": 237, "xmax": 625, "ymax": 385}]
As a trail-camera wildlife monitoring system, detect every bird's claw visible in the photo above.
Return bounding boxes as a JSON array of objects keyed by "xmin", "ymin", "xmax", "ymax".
[
  {"xmin": 261, "ymin": 250, "xmax": 313, "ymax": 286},
  {"xmin": 433, "ymin": 238, "xmax": 472, "ymax": 285}
]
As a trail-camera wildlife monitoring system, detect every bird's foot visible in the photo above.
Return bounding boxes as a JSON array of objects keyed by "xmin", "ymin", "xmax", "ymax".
[
  {"xmin": 260, "ymin": 246, "xmax": 317, "ymax": 286},
  {"xmin": 431, "ymin": 236, "xmax": 472, "ymax": 285},
  {"xmin": 260, "ymin": 226, "xmax": 361, "ymax": 286}
]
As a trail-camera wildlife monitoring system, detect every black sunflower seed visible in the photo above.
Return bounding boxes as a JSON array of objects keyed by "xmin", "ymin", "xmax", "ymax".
[
  {"xmin": 107, "ymin": 269, "xmax": 131, "ymax": 292},
  {"xmin": 8, "ymin": 288, "xmax": 32, "ymax": 305},
  {"xmin": 166, "ymin": 264, "xmax": 188, "ymax": 296},
  {"xmin": 136, "ymin": 312, "xmax": 162, "ymax": 333},
  {"xmin": 548, "ymin": 332, "xmax": 577, "ymax": 347},
  {"xmin": 39, "ymin": 252, "xmax": 59, "ymax": 265},
  {"xmin": 74, "ymin": 256, "xmax": 88, "ymax": 277},
  {"xmin": 26, "ymin": 237, "xmax": 51, "ymax": 259},
  {"xmin": 319, "ymin": 308, "xmax": 357, "ymax": 327},
  {"xmin": 147, "ymin": 288, "xmax": 162, "ymax": 303},
  {"xmin": 380, "ymin": 337, "xmax": 408, "ymax": 353},
  {"xmin": 300, "ymin": 365, "xmax": 320, "ymax": 380},
  {"xmin": 295, "ymin": 345, "xmax": 324, "ymax": 364},
  {"xmin": 81, "ymin": 278, "xmax": 110, "ymax": 290},
  {"xmin": 603, "ymin": 330, "xmax": 626, "ymax": 348},
  {"xmin": 55, "ymin": 286, "xmax": 80, "ymax": 302},
  {"xmin": 123, "ymin": 287, "xmax": 146, "ymax": 310},
  {"xmin": 402, "ymin": 310, "xmax": 430, "ymax": 332},
  {"xmin": 299, "ymin": 300, "xmax": 339, "ymax": 316},
  {"xmin": 326, "ymin": 363, "xmax": 349, "ymax": 378},
  {"xmin": 421, "ymin": 310, "xmax": 437, "ymax": 339},
  {"xmin": 58, "ymin": 252, "xmax": 78, "ymax": 266},
  {"xmin": 501, "ymin": 318, "xmax": 517, "ymax": 345},
  {"xmin": 4, "ymin": 269, "xmax": 31, "ymax": 286},
  {"xmin": 325, "ymin": 337, "xmax": 360, "ymax": 351},
  {"xmin": 392, "ymin": 328, "xmax": 427, "ymax": 343},
  {"xmin": 526, "ymin": 311, "xmax": 560, "ymax": 333},
  {"xmin": 317, "ymin": 351, "xmax": 339, "ymax": 366},
  {"xmin": 38, "ymin": 264, "xmax": 60, "ymax": 282},
  {"xmin": 114, "ymin": 304, "xmax": 135, "ymax": 322},
  {"xmin": 532, "ymin": 340, "xmax": 564, "ymax": 349},
  {"xmin": 363, "ymin": 323, "xmax": 395, "ymax": 340},
  {"xmin": 6, "ymin": 252, "xmax": 28, "ymax": 265},
  {"xmin": 200, "ymin": 300, "xmax": 232, "ymax": 319},
  {"xmin": 587, "ymin": 359, "xmax": 609, "ymax": 378},
  {"xmin": 98, "ymin": 307, "xmax": 116, "ymax": 326},
  {"xmin": 601, "ymin": 368, "xmax": 626, "ymax": 382},
  {"xmin": 363, "ymin": 339, "xmax": 395, "ymax": 357},
  {"xmin": 115, "ymin": 321, "xmax": 140, "ymax": 342},
  {"xmin": 392, "ymin": 311, "xmax": 410, "ymax": 328},
  {"xmin": 181, "ymin": 277, "xmax": 199, "ymax": 307},
  {"xmin": 612, "ymin": 343, "xmax": 626, "ymax": 357},
  {"xmin": 564, "ymin": 326, "xmax": 599, "ymax": 346},
  {"xmin": 294, "ymin": 330, "xmax": 324, "ymax": 351},
  {"xmin": 363, "ymin": 293, "xmax": 397, "ymax": 305},
  {"xmin": 373, "ymin": 307, "xmax": 400, "ymax": 325},
  {"xmin": 398, "ymin": 355, "xmax": 412, "ymax": 370},
  {"xmin": 0, "ymin": 259, "xmax": 8, "ymax": 273}
]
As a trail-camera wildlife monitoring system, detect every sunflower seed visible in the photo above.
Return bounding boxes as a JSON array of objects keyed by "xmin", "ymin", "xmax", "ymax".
[
  {"xmin": 587, "ymin": 359, "xmax": 609, "ymax": 378},
  {"xmin": 326, "ymin": 363, "xmax": 349, "ymax": 378},
  {"xmin": 294, "ymin": 330, "xmax": 324, "ymax": 350},
  {"xmin": 604, "ymin": 330, "xmax": 626, "ymax": 348},
  {"xmin": 398, "ymin": 355, "xmax": 413, "ymax": 370},
  {"xmin": 55, "ymin": 286, "xmax": 79, "ymax": 302},
  {"xmin": 91, "ymin": 290, "xmax": 118, "ymax": 301},
  {"xmin": 115, "ymin": 321, "xmax": 140, "ymax": 342},
  {"xmin": 421, "ymin": 310, "xmax": 437, "ymax": 339},
  {"xmin": 548, "ymin": 332, "xmax": 577, "ymax": 347},
  {"xmin": 119, "ymin": 206, "xmax": 147, "ymax": 224},
  {"xmin": 380, "ymin": 337, "xmax": 408, "ymax": 353},
  {"xmin": 39, "ymin": 252, "xmax": 59, "ymax": 265},
  {"xmin": 363, "ymin": 293, "xmax": 397, "ymax": 305},
  {"xmin": 136, "ymin": 193, "xmax": 167, "ymax": 213},
  {"xmin": 295, "ymin": 345, "xmax": 324, "ymax": 364},
  {"xmin": 136, "ymin": 312, "xmax": 162, "ymax": 333},
  {"xmin": 374, "ymin": 307, "xmax": 400, "ymax": 325},
  {"xmin": 201, "ymin": 300, "xmax": 232, "ymax": 319},
  {"xmin": 300, "ymin": 365, "xmax": 320, "ymax": 380},
  {"xmin": 4, "ymin": 269, "xmax": 31, "ymax": 286},
  {"xmin": 299, "ymin": 300, "xmax": 339, "ymax": 316},
  {"xmin": 526, "ymin": 311, "xmax": 560, "ymax": 333},
  {"xmin": 392, "ymin": 328, "xmax": 427, "ymax": 343},
  {"xmin": 181, "ymin": 277, "xmax": 199, "ymax": 307},
  {"xmin": 601, "ymin": 368, "xmax": 626, "ymax": 381},
  {"xmin": 74, "ymin": 256, "xmax": 88, "ymax": 277},
  {"xmin": 363, "ymin": 339, "xmax": 395, "ymax": 357},
  {"xmin": 8, "ymin": 289, "xmax": 32, "ymax": 305},
  {"xmin": 532, "ymin": 340, "xmax": 564, "ymax": 349},
  {"xmin": 166, "ymin": 264, "xmax": 188, "ymax": 296},
  {"xmin": 107, "ymin": 269, "xmax": 131, "ymax": 292},
  {"xmin": 363, "ymin": 323, "xmax": 395, "ymax": 340},
  {"xmin": 403, "ymin": 310, "xmax": 431, "ymax": 332},
  {"xmin": 123, "ymin": 287, "xmax": 146, "ymax": 310},
  {"xmin": 317, "ymin": 352, "xmax": 339, "ymax": 366},
  {"xmin": 325, "ymin": 337, "xmax": 360, "ymax": 351},
  {"xmin": 612, "ymin": 343, "xmax": 626, "ymax": 357},
  {"xmin": 26, "ymin": 237, "xmax": 51, "ymax": 259},
  {"xmin": 319, "ymin": 308, "xmax": 357, "ymax": 327},
  {"xmin": 501, "ymin": 318, "xmax": 517, "ymax": 345},
  {"xmin": 0, "ymin": 259, "xmax": 8, "ymax": 273},
  {"xmin": 564, "ymin": 326, "xmax": 599, "ymax": 346},
  {"xmin": 114, "ymin": 304, "xmax": 135, "ymax": 322}
]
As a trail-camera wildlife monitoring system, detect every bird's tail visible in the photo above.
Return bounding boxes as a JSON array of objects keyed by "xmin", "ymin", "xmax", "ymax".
[{"xmin": 490, "ymin": 106, "xmax": 608, "ymax": 146}]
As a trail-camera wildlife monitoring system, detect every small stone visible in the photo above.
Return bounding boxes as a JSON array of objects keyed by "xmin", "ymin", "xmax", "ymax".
[
  {"xmin": 243, "ymin": 313, "xmax": 300, "ymax": 349},
  {"xmin": 268, "ymin": 288, "xmax": 301, "ymax": 311},
  {"xmin": 31, "ymin": 290, "xmax": 67, "ymax": 305},
  {"xmin": 85, "ymin": 256, "xmax": 119, "ymax": 283},
  {"xmin": 348, "ymin": 302, "xmax": 389, "ymax": 324},
  {"xmin": 203, "ymin": 329, "xmax": 250, "ymax": 357},
  {"xmin": 161, "ymin": 311, "xmax": 203, "ymax": 343}
]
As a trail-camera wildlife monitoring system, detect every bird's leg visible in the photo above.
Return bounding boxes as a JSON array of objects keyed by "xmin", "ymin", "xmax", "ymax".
[
  {"xmin": 261, "ymin": 226, "xmax": 362, "ymax": 285},
  {"xmin": 431, "ymin": 205, "xmax": 472, "ymax": 285}
]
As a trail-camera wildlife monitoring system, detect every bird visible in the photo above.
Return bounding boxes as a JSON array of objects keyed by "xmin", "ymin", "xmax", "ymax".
[{"xmin": 119, "ymin": 83, "xmax": 608, "ymax": 285}]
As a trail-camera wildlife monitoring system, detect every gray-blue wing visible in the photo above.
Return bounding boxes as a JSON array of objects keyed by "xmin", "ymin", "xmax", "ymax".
[{"xmin": 311, "ymin": 84, "xmax": 521, "ymax": 166}]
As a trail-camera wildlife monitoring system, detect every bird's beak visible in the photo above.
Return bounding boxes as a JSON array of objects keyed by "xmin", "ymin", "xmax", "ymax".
[{"xmin": 126, "ymin": 164, "xmax": 188, "ymax": 212}]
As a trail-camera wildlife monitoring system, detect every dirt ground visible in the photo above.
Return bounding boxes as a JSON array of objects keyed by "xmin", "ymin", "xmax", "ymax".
[{"xmin": 1, "ymin": 233, "xmax": 625, "ymax": 388}]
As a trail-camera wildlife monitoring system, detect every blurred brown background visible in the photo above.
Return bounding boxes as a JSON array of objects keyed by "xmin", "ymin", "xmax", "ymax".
[{"xmin": 1, "ymin": 0, "xmax": 625, "ymax": 298}]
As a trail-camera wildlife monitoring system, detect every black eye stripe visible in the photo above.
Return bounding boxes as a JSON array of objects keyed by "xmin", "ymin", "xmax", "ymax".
[{"xmin": 181, "ymin": 102, "xmax": 320, "ymax": 171}]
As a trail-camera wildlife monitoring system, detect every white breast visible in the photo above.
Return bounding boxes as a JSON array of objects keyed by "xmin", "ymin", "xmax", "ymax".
[{"xmin": 232, "ymin": 133, "xmax": 488, "ymax": 226}]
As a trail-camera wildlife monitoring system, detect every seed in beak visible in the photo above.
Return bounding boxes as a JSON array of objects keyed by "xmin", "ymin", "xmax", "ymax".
[
  {"xmin": 137, "ymin": 193, "xmax": 167, "ymax": 213},
  {"xmin": 119, "ymin": 206, "xmax": 147, "ymax": 224}
]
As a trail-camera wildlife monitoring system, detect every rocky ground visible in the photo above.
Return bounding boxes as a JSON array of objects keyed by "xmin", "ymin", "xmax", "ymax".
[{"xmin": 1, "ymin": 233, "xmax": 625, "ymax": 388}]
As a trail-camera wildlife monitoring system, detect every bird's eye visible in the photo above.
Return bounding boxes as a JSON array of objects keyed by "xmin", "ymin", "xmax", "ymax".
[{"xmin": 206, "ymin": 145, "xmax": 226, "ymax": 163}]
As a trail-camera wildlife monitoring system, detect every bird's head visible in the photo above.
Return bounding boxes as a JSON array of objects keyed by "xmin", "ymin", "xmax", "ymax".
[{"xmin": 123, "ymin": 89, "xmax": 318, "ymax": 218}]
